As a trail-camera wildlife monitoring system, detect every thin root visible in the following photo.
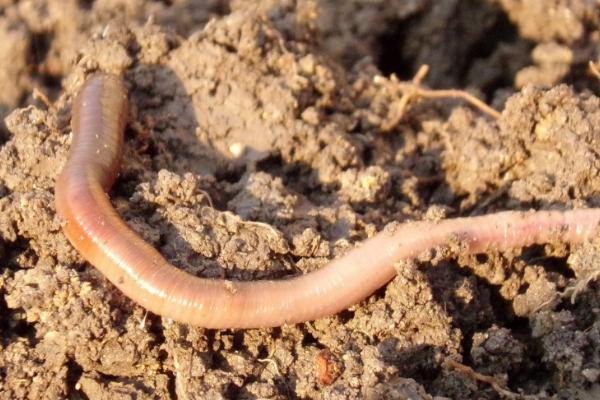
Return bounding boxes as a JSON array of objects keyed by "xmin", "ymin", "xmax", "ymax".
[
  {"xmin": 589, "ymin": 61, "xmax": 600, "ymax": 81},
  {"xmin": 257, "ymin": 357, "xmax": 281, "ymax": 376},
  {"xmin": 380, "ymin": 65, "xmax": 501, "ymax": 132},
  {"xmin": 562, "ymin": 270, "xmax": 600, "ymax": 304},
  {"xmin": 244, "ymin": 219, "xmax": 283, "ymax": 239},
  {"xmin": 138, "ymin": 311, "xmax": 148, "ymax": 329},
  {"xmin": 445, "ymin": 359, "xmax": 538, "ymax": 400},
  {"xmin": 32, "ymin": 87, "xmax": 53, "ymax": 110},
  {"xmin": 197, "ymin": 188, "xmax": 214, "ymax": 209}
]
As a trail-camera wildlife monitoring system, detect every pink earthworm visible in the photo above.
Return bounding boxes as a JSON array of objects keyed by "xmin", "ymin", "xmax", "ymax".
[{"xmin": 54, "ymin": 73, "xmax": 600, "ymax": 329}]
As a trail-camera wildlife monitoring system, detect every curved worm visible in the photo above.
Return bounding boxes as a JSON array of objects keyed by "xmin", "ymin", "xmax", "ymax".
[{"xmin": 55, "ymin": 73, "xmax": 600, "ymax": 328}]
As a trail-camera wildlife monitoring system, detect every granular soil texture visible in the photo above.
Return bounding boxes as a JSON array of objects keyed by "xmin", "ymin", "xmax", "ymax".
[{"xmin": 2, "ymin": 1, "xmax": 600, "ymax": 399}]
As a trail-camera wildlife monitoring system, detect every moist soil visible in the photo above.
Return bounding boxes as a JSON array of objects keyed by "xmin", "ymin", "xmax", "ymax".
[{"xmin": 1, "ymin": 1, "xmax": 600, "ymax": 399}]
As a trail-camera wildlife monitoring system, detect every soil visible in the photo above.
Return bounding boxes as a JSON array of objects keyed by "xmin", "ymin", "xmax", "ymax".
[{"xmin": 1, "ymin": 1, "xmax": 600, "ymax": 399}]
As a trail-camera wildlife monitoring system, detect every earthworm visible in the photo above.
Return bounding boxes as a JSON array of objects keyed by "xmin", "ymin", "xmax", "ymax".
[{"xmin": 54, "ymin": 73, "xmax": 600, "ymax": 329}]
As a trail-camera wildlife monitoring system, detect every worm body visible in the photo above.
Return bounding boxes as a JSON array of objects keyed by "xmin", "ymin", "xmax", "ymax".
[{"xmin": 55, "ymin": 74, "xmax": 600, "ymax": 328}]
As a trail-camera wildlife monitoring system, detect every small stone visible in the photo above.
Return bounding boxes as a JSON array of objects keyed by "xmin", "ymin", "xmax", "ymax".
[{"xmin": 582, "ymin": 368, "xmax": 600, "ymax": 382}]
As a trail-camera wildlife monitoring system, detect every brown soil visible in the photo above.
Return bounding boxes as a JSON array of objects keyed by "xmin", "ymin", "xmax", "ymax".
[{"xmin": 1, "ymin": 1, "xmax": 600, "ymax": 399}]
